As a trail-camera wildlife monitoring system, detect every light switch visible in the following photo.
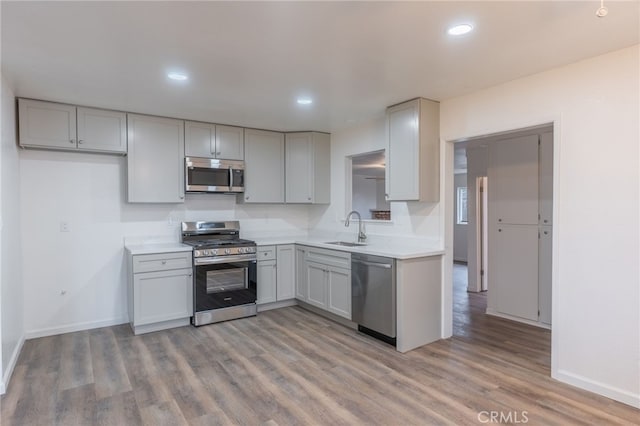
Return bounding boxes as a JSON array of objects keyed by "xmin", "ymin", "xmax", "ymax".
[{"xmin": 60, "ymin": 221, "xmax": 70, "ymax": 232}]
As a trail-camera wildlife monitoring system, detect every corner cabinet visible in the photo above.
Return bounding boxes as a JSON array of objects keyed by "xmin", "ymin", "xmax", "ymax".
[
  {"xmin": 127, "ymin": 114, "xmax": 185, "ymax": 203},
  {"xmin": 241, "ymin": 129, "xmax": 285, "ymax": 203},
  {"xmin": 127, "ymin": 251, "xmax": 193, "ymax": 335},
  {"xmin": 285, "ymin": 132, "xmax": 330, "ymax": 204},
  {"xmin": 185, "ymin": 121, "xmax": 244, "ymax": 160},
  {"xmin": 18, "ymin": 98, "xmax": 127, "ymax": 154},
  {"xmin": 385, "ymin": 98, "xmax": 440, "ymax": 202},
  {"xmin": 257, "ymin": 244, "xmax": 295, "ymax": 305}
]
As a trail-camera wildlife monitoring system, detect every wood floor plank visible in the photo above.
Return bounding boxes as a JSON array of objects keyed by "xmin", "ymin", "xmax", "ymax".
[
  {"xmin": 2, "ymin": 263, "xmax": 639, "ymax": 425},
  {"xmin": 89, "ymin": 327, "xmax": 133, "ymax": 400}
]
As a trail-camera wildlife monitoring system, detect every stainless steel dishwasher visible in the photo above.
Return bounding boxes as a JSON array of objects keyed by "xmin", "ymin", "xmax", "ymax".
[{"xmin": 351, "ymin": 253, "xmax": 396, "ymax": 345}]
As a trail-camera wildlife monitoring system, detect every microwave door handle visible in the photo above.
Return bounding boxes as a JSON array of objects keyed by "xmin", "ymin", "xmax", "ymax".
[{"xmin": 229, "ymin": 167, "xmax": 234, "ymax": 188}]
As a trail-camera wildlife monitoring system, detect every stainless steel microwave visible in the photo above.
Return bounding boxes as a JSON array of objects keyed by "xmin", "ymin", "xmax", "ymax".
[{"xmin": 185, "ymin": 157, "xmax": 245, "ymax": 193}]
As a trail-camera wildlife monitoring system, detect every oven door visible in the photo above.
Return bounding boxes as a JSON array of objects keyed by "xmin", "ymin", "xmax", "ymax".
[{"xmin": 193, "ymin": 258, "xmax": 257, "ymax": 312}]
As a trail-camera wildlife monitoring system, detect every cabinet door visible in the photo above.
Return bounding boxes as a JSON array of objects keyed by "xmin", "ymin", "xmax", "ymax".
[
  {"xmin": 133, "ymin": 269, "xmax": 193, "ymax": 326},
  {"xmin": 127, "ymin": 114, "xmax": 185, "ymax": 203},
  {"xmin": 488, "ymin": 135, "xmax": 539, "ymax": 225},
  {"xmin": 276, "ymin": 245, "xmax": 295, "ymax": 300},
  {"xmin": 538, "ymin": 226, "xmax": 552, "ymax": 325},
  {"xmin": 539, "ymin": 131, "xmax": 553, "ymax": 225},
  {"xmin": 257, "ymin": 259, "xmax": 277, "ymax": 304},
  {"xmin": 185, "ymin": 121, "xmax": 215, "ymax": 158},
  {"xmin": 77, "ymin": 107, "xmax": 127, "ymax": 153},
  {"xmin": 306, "ymin": 261, "xmax": 327, "ymax": 309},
  {"xmin": 386, "ymin": 100, "xmax": 419, "ymax": 201},
  {"xmin": 243, "ymin": 129, "xmax": 285, "ymax": 203},
  {"xmin": 295, "ymin": 246, "xmax": 308, "ymax": 301},
  {"xmin": 285, "ymin": 133, "xmax": 313, "ymax": 203},
  {"xmin": 18, "ymin": 99, "xmax": 77, "ymax": 149},
  {"xmin": 489, "ymin": 224, "xmax": 539, "ymax": 321},
  {"xmin": 216, "ymin": 125, "xmax": 244, "ymax": 160},
  {"xmin": 327, "ymin": 266, "xmax": 351, "ymax": 320}
]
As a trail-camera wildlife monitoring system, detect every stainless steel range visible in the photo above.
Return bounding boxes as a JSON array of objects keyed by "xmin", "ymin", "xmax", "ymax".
[{"xmin": 181, "ymin": 221, "xmax": 257, "ymax": 326}]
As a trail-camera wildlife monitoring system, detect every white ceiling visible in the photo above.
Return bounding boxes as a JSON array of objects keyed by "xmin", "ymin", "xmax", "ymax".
[{"xmin": 2, "ymin": 1, "xmax": 638, "ymax": 133}]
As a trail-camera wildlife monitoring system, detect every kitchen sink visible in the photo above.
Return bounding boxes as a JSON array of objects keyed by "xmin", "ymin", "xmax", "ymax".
[{"xmin": 324, "ymin": 241, "xmax": 367, "ymax": 247}]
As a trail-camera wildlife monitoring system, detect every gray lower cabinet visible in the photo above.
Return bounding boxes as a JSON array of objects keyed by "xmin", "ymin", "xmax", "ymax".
[
  {"xmin": 297, "ymin": 245, "xmax": 351, "ymax": 320},
  {"xmin": 128, "ymin": 251, "xmax": 193, "ymax": 334},
  {"xmin": 257, "ymin": 244, "xmax": 295, "ymax": 305},
  {"xmin": 127, "ymin": 113, "xmax": 185, "ymax": 203}
]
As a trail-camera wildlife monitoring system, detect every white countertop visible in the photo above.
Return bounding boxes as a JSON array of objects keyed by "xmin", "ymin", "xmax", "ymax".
[
  {"xmin": 125, "ymin": 242, "xmax": 193, "ymax": 255},
  {"xmin": 253, "ymin": 236, "xmax": 444, "ymax": 260}
]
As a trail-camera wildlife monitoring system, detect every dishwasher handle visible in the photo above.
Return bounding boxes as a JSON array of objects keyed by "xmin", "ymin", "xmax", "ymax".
[{"xmin": 352, "ymin": 259, "xmax": 392, "ymax": 269}]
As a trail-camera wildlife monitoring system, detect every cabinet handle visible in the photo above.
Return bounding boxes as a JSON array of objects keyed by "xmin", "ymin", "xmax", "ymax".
[
  {"xmin": 543, "ymin": 219, "xmax": 548, "ymax": 223},
  {"xmin": 78, "ymin": 139, "xmax": 84, "ymax": 144},
  {"xmin": 161, "ymin": 260, "xmax": 167, "ymax": 265},
  {"xmin": 246, "ymin": 197, "xmax": 249, "ymax": 200},
  {"xmin": 544, "ymin": 231, "xmax": 549, "ymax": 235},
  {"xmin": 307, "ymin": 197, "xmax": 311, "ymax": 201},
  {"xmin": 498, "ymin": 218, "xmax": 502, "ymax": 222},
  {"xmin": 216, "ymin": 151, "xmax": 221, "ymax": 156},
  {"xmin": 69, "ymin": 139, "xmax": 75, "ymax": 144},
  {"xmin": 498, "ymin": 229, "xmax": 502, "ymax": 232},
  {"xmin": 179, "ymin": 195, "xmax": 184, "ymax": 199}
]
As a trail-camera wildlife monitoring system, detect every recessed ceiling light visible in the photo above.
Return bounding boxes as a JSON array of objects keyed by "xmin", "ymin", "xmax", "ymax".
[
  {"xmin": 297, "ymin": 98, "xmax": 313, "ymax": 105},
  {"xmin": 447, "ymin": 24, "xmax": 473, "ymax": 36},
  {"xmin": 167, "ymin": 72, "xmax": 188, "ymax": 81}
]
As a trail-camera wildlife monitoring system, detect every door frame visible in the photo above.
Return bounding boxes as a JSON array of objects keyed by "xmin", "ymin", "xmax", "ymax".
[{"xmin": 442, "ymin": 117, "xmax": 560, "ymax": 375}]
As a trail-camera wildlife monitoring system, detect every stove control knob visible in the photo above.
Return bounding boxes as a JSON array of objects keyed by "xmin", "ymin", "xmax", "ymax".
[
  {"xmin": 201, "ymin": 250, "xmax": 208, "ymax": 256},
  {"xmin": 211, "ymin": 249, "xmax": 217, "ymax": 255},
  {"xmin": 240, "ymin": 247, "xmax": 246, "ymax": 253},
  {"xmin": 225, "ymin": 248, "xmax": 231, "ymax": 255},
  {"xmin": 195, "ymin": 250, "xmax": 201, "ymax": 257}
]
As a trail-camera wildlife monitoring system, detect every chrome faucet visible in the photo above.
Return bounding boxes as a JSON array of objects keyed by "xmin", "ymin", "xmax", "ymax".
[{"xmin": 345, "ymin": 210, "xmax": 366, "ymax": 243}]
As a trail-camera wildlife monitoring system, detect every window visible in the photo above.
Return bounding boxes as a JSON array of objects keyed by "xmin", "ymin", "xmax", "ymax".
[{"xmin": 457, "ymin": 187, "xmax": 468, "ymax": 224}]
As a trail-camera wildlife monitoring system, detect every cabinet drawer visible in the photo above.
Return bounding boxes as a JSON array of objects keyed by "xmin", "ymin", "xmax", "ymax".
[
  {"xmin": 305, "ymin": 246, "xmax": 351, "ymax": 269},
  {"xmin": 257, "ymin": 246, "xmax": 276, "ymax": 261},
  {"xmin": 132, "ymin": 252, "xmax": 193, "ymax": 274}
]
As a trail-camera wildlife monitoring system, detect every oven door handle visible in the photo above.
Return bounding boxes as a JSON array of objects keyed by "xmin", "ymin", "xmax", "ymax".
[{"xmin": 194, "ymin": 254, "xmax": 257, "ymax": 265}]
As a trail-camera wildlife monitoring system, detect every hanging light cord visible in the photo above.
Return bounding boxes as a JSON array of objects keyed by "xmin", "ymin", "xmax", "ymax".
[{"xmin": 596, "ymin": 0, "xmax": 609, "ymax": 17}]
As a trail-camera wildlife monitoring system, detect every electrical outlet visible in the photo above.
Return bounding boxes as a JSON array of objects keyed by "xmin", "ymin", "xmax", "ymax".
[{"xmin": 60, "ymin": 221, "xmax": 70, "ymax": 232}]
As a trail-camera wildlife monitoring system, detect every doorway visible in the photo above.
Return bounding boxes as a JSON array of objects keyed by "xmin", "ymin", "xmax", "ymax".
[{"xmin": 450, "ymin": 123, "xmax": 553, "ymax": 334}]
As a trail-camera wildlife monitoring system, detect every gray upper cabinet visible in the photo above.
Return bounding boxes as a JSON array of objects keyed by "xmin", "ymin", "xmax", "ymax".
[
  {"xmin": 242, "ymin": 129, "xmax": 285, "ymax": 203},
  {"xmin": 127, "ymin": 114, "xmax": 185, "ymax": 203},
  {"xmin": 18, "ymin": 98, "xmax": 126, "ymax": 154},
  {"xmin": 285, "ymin": 132, "xmax": 330, "ymax": 204},
  {"xmin": 385, "ymin": 98, "xmax": 439, "ymax": 202},
  {"xmin": 185, "ymin": 121, "xmax": 244, "ymax": 160}
]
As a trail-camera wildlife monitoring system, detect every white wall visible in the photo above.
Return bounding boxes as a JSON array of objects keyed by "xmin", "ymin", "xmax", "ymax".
[
  {"xmin": 453, "ymin": 173, "xmax": 467, "ymax": 262},
  {"xmin": 1, "ymin": 76, "xmax": 24, "ymax": 394},
  {"xmin": 19, "ymin": 149, "xmax": 311, "ymax": 337},
  {"xmin": 441, "ymin": 45, "xmax": 640, "ymax": 408},
  {"xmin": 310, "ymin": 116, "xmax": 442, "ymax": 243}
]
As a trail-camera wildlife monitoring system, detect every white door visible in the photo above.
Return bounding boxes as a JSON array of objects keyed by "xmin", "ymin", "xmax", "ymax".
[
  {"xmin": 539, "ymin": 131, "xmax": 553, "ymax": 225},
  {"xmin": 285, "ymin": 133, "xmax": 313, "ymax": 203},
  {"xmin": 243, "ymin": 129, "xmax": 285, "ymax": 203},
  {"xmin": 276, "ymin": 245, "xmax": 296, "ymax": 300},
  {"xmin": 127, "ymin": 114, "xmax": 185, "ymax": 203},
  {"xmin": 215, "ymin": 125, "xmax": 244, "ymax": 160},
  {"xmin": 77, "ymin": 107, "xmax": 127, "ymax": 153},
  {"xmin": 327, "ymin": 266, "xmax": 351, "ymax": 319},
  {"xmin": 386, "ymin": 101, "xmax": 419, "ymax": 201},
  {"xmin": 18, "ymin": 99, "xmax": 77, "ymax": 149},
  {"xmin": 185, "ymin": 121, "xmax": 215, "ymax": 158},
  {"xmin": 490, "ymin": 224, "xmax": 539, "ymax": 321},
  {"xmin": 488, "ymin": 135, "xmax": 539, "ymax": 225},
  {"xmin": 257, "ymin": 260, "xmax": 277, "ymax": 304},
  {"xmin": 306, "ymin": 262, "xmax": 327, "ymax": 309}
]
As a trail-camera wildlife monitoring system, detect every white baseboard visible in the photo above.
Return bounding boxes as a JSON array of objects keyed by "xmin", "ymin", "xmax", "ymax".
[
  {"xmin": 554, "ymin": 369, "xmax": 640, "ymax": 409},
  {"xmin": 257, "ymin": 299, "xmax": 297, "ymax": 312},
  {"xmin": 1, "ymin": 334, "xmax": 25, "ymax": 395},
  {"xmin": 25, "ymin": 316, "xmax": 129, "ymax": 340},
  {"xmin": 485, "ymin": 309, "xmax": 551, "ymax": 330}
]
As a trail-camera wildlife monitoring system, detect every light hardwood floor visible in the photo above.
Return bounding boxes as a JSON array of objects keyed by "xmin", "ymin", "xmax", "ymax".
[{"xmin": 1, "ymin": 264, "xmax": 638, "ymax": 425}]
